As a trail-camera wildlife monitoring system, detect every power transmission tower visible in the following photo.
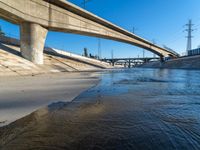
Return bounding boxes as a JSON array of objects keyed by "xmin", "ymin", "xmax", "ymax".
[{"xmin": 184, "ymin": 19, "xmax": 194, "ymax": 55}]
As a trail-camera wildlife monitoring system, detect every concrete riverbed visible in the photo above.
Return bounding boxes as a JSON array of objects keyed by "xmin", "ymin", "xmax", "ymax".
[
  {"xmin": 1, "ymin": 68, "xmax": 200, "ymax": 150},
  {"xmin": 0, "ymin": 72, "xmax": 100, "ymax": 127}
]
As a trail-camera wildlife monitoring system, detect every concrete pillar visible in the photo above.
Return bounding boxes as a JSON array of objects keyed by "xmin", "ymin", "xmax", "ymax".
[
  {"xmin": 128, "ymin": 59, "xmax": 131, "ymax": 68},
  {"xmin": 20, "ymin": 22, "xmax": 48, "ymax": 64},
  {"xmin": 160, "ymin": 56, "xmax": 165, "ymax": 63},
  {"xmin": 144, "ymin": 58, "xmax": 148, "ymax": 63},
  {"xmin": 112, "ymin": 60, "xmax": 115, "ymax": 66}
]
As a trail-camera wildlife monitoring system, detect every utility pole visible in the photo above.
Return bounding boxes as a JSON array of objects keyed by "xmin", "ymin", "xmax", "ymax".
[
  {"xmin": 184, "ymin": 19, "xmax": 194, "ymax": 55},
  {"xmin": 83, "ymin": 0, "xmax": 86, "ymax": 9},
  {"xmin": 82, "ymin": 0, "xmax": 91, "ymax": 9},
  {"xmin": 98, "ymin": 38, "xmax": 101, "ymax": 59},
  {"xmin": 143, "ymin": 49, "xmax": 145, "ymax": 58},
  {"xmin": 111, "ymin": 49, "xmax": 114, "ymax": 59},
  {"xmin": 132, "ymin": 27, "xmax": 135, "ymax": 34},
  {"xmin": 131, "ymin": 27, "xmax": 138, "ymax": 34}
]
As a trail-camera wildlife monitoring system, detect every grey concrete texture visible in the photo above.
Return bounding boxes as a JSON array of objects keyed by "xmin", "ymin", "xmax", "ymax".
[
  {"xmin": 0, "ymin": 72, "xmax": 99, "ymax": 126},
  {"xmin": 140, "ymin": 55, "xmax": 200, "ymax": 69},
  {"xmin": 0, "ymin": 0, "xmax": 179, "ymax": 61},
  {"xmin": 20, "ymin": 22, "xmax": 48, "ymax": 64},
  {"xmin": 0, "ymin": 43, "xmax": 111, "ymax": 77}
]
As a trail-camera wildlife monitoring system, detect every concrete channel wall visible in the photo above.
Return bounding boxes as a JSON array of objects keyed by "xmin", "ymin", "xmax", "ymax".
[
  {"xmin": 140, "ymin": 55, "xmax": 200, "ymax": 70},
  {"xmin": 0, "ymin": 35, "xmax": 111, "ymax": 70}
]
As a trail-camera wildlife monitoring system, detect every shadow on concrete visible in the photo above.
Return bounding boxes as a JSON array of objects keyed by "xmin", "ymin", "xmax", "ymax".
[{"xmin": 0, "ymin": 43, "xmax": 21, "ymax": 56}]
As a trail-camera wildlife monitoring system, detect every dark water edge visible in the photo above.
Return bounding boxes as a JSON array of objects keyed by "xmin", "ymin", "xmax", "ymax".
[{"xmin": 1, "ymin": 68, "xmax": 200, "ymax": 150}]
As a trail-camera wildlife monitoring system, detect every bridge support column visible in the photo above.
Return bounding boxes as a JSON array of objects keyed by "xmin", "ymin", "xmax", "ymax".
[
  {"xmin": 20, "ymin": 22, "xmax": 48, "ymax": 64},
  {"xmin": 160, "ymin": 56, "xmax": 165, "ymax": 63},
  {"xmin": 128, "ymin": 59, "xmax": 131, "ymax": 68},
  {"xmin": 111, "ymin": 60, "xmax": 115, "ymax": 66}
]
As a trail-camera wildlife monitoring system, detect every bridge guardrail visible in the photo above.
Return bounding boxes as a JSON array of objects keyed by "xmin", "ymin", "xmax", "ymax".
[{"xmin": 188, "ymin": 48, "xmax": 200, "ymax": 56}]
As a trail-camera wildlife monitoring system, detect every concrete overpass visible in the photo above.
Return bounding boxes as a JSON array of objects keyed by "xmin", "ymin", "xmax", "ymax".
[
  {"xmin": 0, "ymin": 0, "xmax": 179, "ymax": 64},
  {"xmin": 102, "ymin": 57, "xmax": 160, "ymax": 67}
]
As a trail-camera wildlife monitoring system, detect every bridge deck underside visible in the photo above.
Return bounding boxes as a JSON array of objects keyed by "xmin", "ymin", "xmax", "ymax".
[{"xmin": 0, "ymin": 0, "xmax": 179, "ymax": 63}]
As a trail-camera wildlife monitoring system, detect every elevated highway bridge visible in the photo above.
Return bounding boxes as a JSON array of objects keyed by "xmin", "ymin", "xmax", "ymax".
[
  {"xmin": 102, "ymin": 57, "xmax": 160, "ymax": 67},
  {"xmin": 0, "ymin": 0, "xmax": 179, "ymax": 64}
]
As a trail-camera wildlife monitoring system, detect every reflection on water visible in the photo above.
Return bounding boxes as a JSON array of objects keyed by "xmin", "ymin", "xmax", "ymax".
[{"xmin": 1, "ymin": 68, "xmax": 200, "ymax": 150}]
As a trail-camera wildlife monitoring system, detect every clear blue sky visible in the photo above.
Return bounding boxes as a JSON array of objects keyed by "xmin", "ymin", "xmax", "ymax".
[{"xmin": 0, "ymin": 0, "xmax": 200, "ymax": 58}]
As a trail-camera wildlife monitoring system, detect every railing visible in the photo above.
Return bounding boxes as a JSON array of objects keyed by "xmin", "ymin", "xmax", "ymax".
[
  {"xmin": 188, "ymin": 48, "xmax": 200, "ymax": 56},
  {"xmin": 163, "ymin": 45, "xmax": 180, "ymax": 57}
]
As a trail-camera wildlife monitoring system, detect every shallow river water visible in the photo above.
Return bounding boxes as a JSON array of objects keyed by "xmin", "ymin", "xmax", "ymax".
[{"xmin": 1, "ymin": 68, "xmax": 200, "ymax": 150}]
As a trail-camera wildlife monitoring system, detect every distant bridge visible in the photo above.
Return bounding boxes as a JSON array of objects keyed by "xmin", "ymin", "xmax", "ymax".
[
  {"xmin": 0, "ymin": 0, "xmax": 179, "ymax": 64},
  {"xmin": 102, "ymin": 57, "xmax": 160, "ymax": 68}
]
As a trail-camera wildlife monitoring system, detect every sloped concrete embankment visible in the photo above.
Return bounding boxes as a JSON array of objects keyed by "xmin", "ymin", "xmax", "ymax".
[
  {"xmin": 140, "ymin": 55, "xmax": 200, "ymax": 69},
  {"xmin": 0, "ymin": 36, "xmax": 112, "ymax": 76}
]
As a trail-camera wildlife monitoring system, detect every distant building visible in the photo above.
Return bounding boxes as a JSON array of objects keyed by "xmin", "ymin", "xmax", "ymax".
[{"xmin": 83, "ymin": 48, "xmax": 88, "ymax": 57}]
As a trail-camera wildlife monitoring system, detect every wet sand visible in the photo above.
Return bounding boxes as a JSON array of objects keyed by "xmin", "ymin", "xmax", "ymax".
[{"xmin": 0, "ymin": 72, "xmax": 99, "ymax": 126}]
